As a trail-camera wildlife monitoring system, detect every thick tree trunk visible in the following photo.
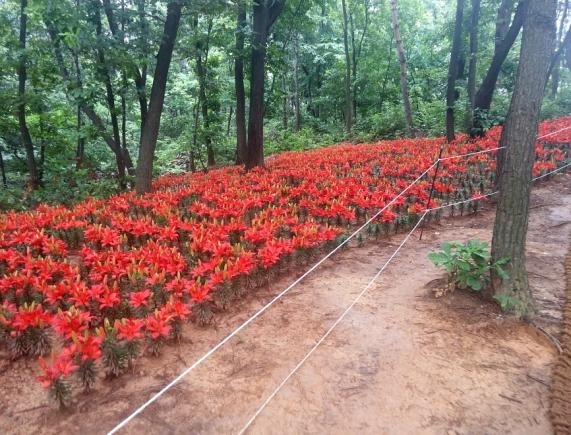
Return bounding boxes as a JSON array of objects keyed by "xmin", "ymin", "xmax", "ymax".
[
  {"xmin": 491, "ymin": 0, "xmax": 556, "ymax": 316},
  {"xmin": 235, "ymin": 1, "xmax": 247, "ymax": 164},
  {"xmin": 465, "ymin": 0, "xmax": 481, "ymax": 133},
  {"xmin": 135, "ymin": 1, "xmax": 182, "ymax": 194},
  {"xmin": 389, "ymin": 0, "xmax": 414, "ymax": 137},
  {"xmin": 446, "ymin": 0, "xmax": 464, "ymax": 142},
  {"xmin": 341, "ymin": 0, "xmax": 353, "ymax": 133},
  {"xmin": 474, "ymin": 0, "xmax": 527, "ymax": 112},
  {"xmin": 18, "ymin": 0, "xmax": 40, "ymax": 189},
  {"xmin": 245, "ymin": 0, "xmax": 284, "ymax": 170}
]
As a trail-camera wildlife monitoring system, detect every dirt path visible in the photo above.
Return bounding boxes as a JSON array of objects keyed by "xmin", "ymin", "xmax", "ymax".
[{"xmin": 1, "ymin": 173, "xmax": 570, "ymax": 434}]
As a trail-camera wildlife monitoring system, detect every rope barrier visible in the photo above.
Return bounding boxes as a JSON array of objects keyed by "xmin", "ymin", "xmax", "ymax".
[
  {"xmin": 237, "ymin": 212, "xmax": 429, "ymax": 435},
  {"xmin": 108, "ymin": 127, "xmax": 571, "ymax": 434},
  {"xmin": 237, "ymin": 159, "xmax": 571, "ymax": 434},
  {"xmin": 537, "ymin": 125, "xmax": 571, "ymax": 140},
  {"xmin": 439, "ymin": 146, "xmax": 504, "ymax": 161},
  {"xmin": 107, "ymin": 161, "xmax": 438, "ymax": 434},
  {"xmin": 426, "ymin": 161, "xmax": 571, "ymax": 213}
]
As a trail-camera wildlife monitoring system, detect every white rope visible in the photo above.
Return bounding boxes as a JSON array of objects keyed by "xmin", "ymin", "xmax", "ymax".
[
  {"xmin": 439, "ymin": 146, "xmax": 504, "ymax": 162},
  {"xmin": 237, "ymin": 212, "xmax": 429, "ymax": 435},
  {"xmin": 536, "ymin": 125, "xmax": 571, "ymax": 140},
  {"xmin": 238, "ymin": 159, "xmax": 571, "ymax": 434},
  {"xmin": 108, "ymin": 127, "xmax": 571, "ymax": 433},
  {"xmin": 531, "ymin": 161, "xmax": 571, "ymax": 181},
  {"xmin": 106, "ymin": 162, "xmax": 438, "ymax": 434},
  {"xmin": 426, "ymin": 161, "xmax": 571, "ymax": 212}
]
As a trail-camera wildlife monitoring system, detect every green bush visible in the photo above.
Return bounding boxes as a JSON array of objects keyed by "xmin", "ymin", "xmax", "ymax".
[{"xmin": 428, "ymin": 240, "xmax": 509, "ymax": 292}]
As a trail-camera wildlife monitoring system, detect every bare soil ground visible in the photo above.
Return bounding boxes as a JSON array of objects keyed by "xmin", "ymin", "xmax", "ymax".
[{"xmin": 1, "ymin": 173, "xmax": 570, "ymax": 435}]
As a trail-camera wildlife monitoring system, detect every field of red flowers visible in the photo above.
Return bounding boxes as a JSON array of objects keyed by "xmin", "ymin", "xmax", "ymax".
[{"xmin": 0, "ymin": 117, "xmax": 569, "ymax": 407}]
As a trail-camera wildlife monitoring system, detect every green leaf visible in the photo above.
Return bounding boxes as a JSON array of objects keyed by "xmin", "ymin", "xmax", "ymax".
[{"xmin": 466, "ymin": 276, "xmax": 482, "ymax": 291}]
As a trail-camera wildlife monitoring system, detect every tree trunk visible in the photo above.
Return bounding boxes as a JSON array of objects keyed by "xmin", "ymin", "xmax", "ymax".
[
  {"xmin": 490, "ymin": 0, "xmax": 556, "ymax": 316},
  {"xmin": 135, "ymin": 1, "xmax": 182, "ymax": 194},
  {"xmin": 89, "ymin": 0, "xmax": 132, "ymax": 180},
  {"xmin": 0, "ymin": 147, "xmax": 7, "ymax": 187},
  {"xmin": 74, "ymin": 0, "xmax": 85, "ymax": 169},
  {"xmin": 282, "ymin": 75, "xmax": 288, "ymax": 129},
  {"xmin": 389, "ymin": 0, "xmax": 414, "ymax": 137},
  {"xmin": 549, "ymin": 0, "xmax": 568, "ymax": 96},
  {"xmin": 474, "ymin": 0, "xmax": 527, "ymax": 112},
  {"xmin": 465, "ymin": 0, "xmax": 481, "ymax": 134},
  {"xmin": 446, "ymin": 0, "xmax": 464, "ymax": 142},
  {"xmin": 235, "ymin": 1, "xmax": 247, "ymax": 165},
  {"xmin": 245, "ymin": 0, "xmax": 284, "ymax": 170},
  {"xmin": 293, "ymin": 32, "xmax": 301, "ymax": 132},
  {"xmin": 45, "ymin": 7, "xmax": 127, "ymax": 180},
  {"xmin": 341, "ymin": 0, "xmax": 353, "ymax": 134},
  {"xmin": 18, "ymin": 0, "xmax": 40, "ymax": 189}
]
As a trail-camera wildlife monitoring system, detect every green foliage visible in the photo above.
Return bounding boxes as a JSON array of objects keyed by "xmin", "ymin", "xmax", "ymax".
[
  {"xmin": 0, "ymin": 169, "xmax": 123, "ymax": 211},
  {"xmin": 428, "ymin": 240, "xmax": 509, "ymax": 292}
]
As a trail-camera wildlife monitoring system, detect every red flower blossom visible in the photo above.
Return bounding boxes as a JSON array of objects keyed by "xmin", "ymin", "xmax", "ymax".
[{"xmin": 129, "ymin": 289, "xmax": 152, "ymax": 308}]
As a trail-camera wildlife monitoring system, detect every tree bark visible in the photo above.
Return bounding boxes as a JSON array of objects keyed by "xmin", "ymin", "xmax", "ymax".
[
  {"xmin": 491, "ymin": 0, "xmax": 557, "ymax": 316},
  {"xmin": 45, "ymin": 7, "xmax": 128, "ymax": 180},
  {"xmin": 89, "ymin": 0, "xmax": 130, "ymax": 180},
  {"xmin": 293, "ymin": 32, "xmax": 301, "ymax": 132},
  {"xmin": 548, "ymin": 0, "xmax": 568, "ymax": 96},
  {"xmin": 18, "ymin": 0, "xmax": 40, "ymax": 189},
  {"xmin": 465, "ymin": 0, "xmax": 481, "ymax": 133},
  {"xmin": 245, "ymin": 0, "xmax": 284, "ymax": 170},
  {"xmin": 235, "ymin": 1, "xmax": 247, "ymax": 164},
  {"xmin": 474, "ymin": 0, "xmax": 527, "ymax": 112},
  {"xmin": 0, "ymin": 146, "xmax": 7, "ymax": 187},
  {"xmin": 194, "ymin": 17, "xmax": 215, "ymax": 167},
  {"xmin": 135, "ymin": 1, "xmax": 182, "ymax": 194},
  {"xmin": 446, "ymin": 0, "xmax": 464, "ymax": 142},
  {"xmin": 341, "ymin": 0, "xmax": 353, "ymax": 133},
  {"xmin": 389, "ymin": 0, "xmax": 414, "ymax": 137}
]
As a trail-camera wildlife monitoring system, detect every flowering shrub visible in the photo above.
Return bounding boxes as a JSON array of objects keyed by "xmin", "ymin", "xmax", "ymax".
[{"xmin": 0, "ymin": 117, "xmax": 568, "ymax": 407}]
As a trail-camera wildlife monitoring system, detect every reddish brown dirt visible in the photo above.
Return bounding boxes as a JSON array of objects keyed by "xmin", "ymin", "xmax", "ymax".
[
  {"xmin": 1, "ymin": 173, "xmax": 570, "ymax": 435},
  {"xmin": 550, "ymin": 244, "xmax": 571, "ymax": 434}
]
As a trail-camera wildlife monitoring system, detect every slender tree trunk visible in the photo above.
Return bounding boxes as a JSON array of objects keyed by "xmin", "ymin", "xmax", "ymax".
[
  {"xmin": 491, "ymin": 0, "xmax": 557, "ymax": 316},
  {"xmin": 226, "ymin": 105, "xmax": 233, "ymax": 136},
  {"xmin": 196, "ymin": 50, "xmax": 215, "ymax": 167},
  {"xmin": 0, "ymin": 147, "xmax": 7, "ymax": 187},
  {"xmin": 135, "ymin": 1, "xmax": 182, "ymax": 194},
  {"xmin": 465, "ymin": 0, "xmax": 481, "ymax": 133},
  {"xmin": 341, "ymin": 0, "xmax": 353, "ymax": 133},
  {"xmin": 547, "ymin": 25, "xmax": 571, "ymax": 89},
  {"xmin": 474, "ymin": 0, "xmax": 527, "ymax": 112},
  {"xmin": 446, "ymin": 0, "xmax": 464, "ymax": 142},
  {"xmin": 293, "ymin": 33, "xmax": 301, "ymax": 132},
  {"xmin": 74, "ymin": 0, "xmax": 85, "ymax": 170},
  {"xmin": 389, "ymin": 0, "xmax": 414, "ymax": 137},
  {"xmin": 45, "ymin": 17, "xmax": 122, "ymax": 165},
  {"xmin": 18, "ymin": 0, "xmax": 40, "ymax": 189},
  {"xmin": 549, "ymin": 0, "xmax": 568, "ymax": 96},
  {"xmin": 245, "ymin": 0, "xmax": 284, "ymax": 170},
  {"xmin": 282, "ymin": 75, "xmax": 288, "ymax": 129},
  {"xmin": 89, "ymin": 0, "xmax": 130, "ymax": 180},
  {"xmin": 235, "ymin": 1, "xmax": 247, "ymax": 164}
]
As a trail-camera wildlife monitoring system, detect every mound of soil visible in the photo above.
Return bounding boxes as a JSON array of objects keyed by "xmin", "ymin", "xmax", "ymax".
[{"xmin": 551, "ymin": 245, "xmax": 571, "ymax": 434}]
